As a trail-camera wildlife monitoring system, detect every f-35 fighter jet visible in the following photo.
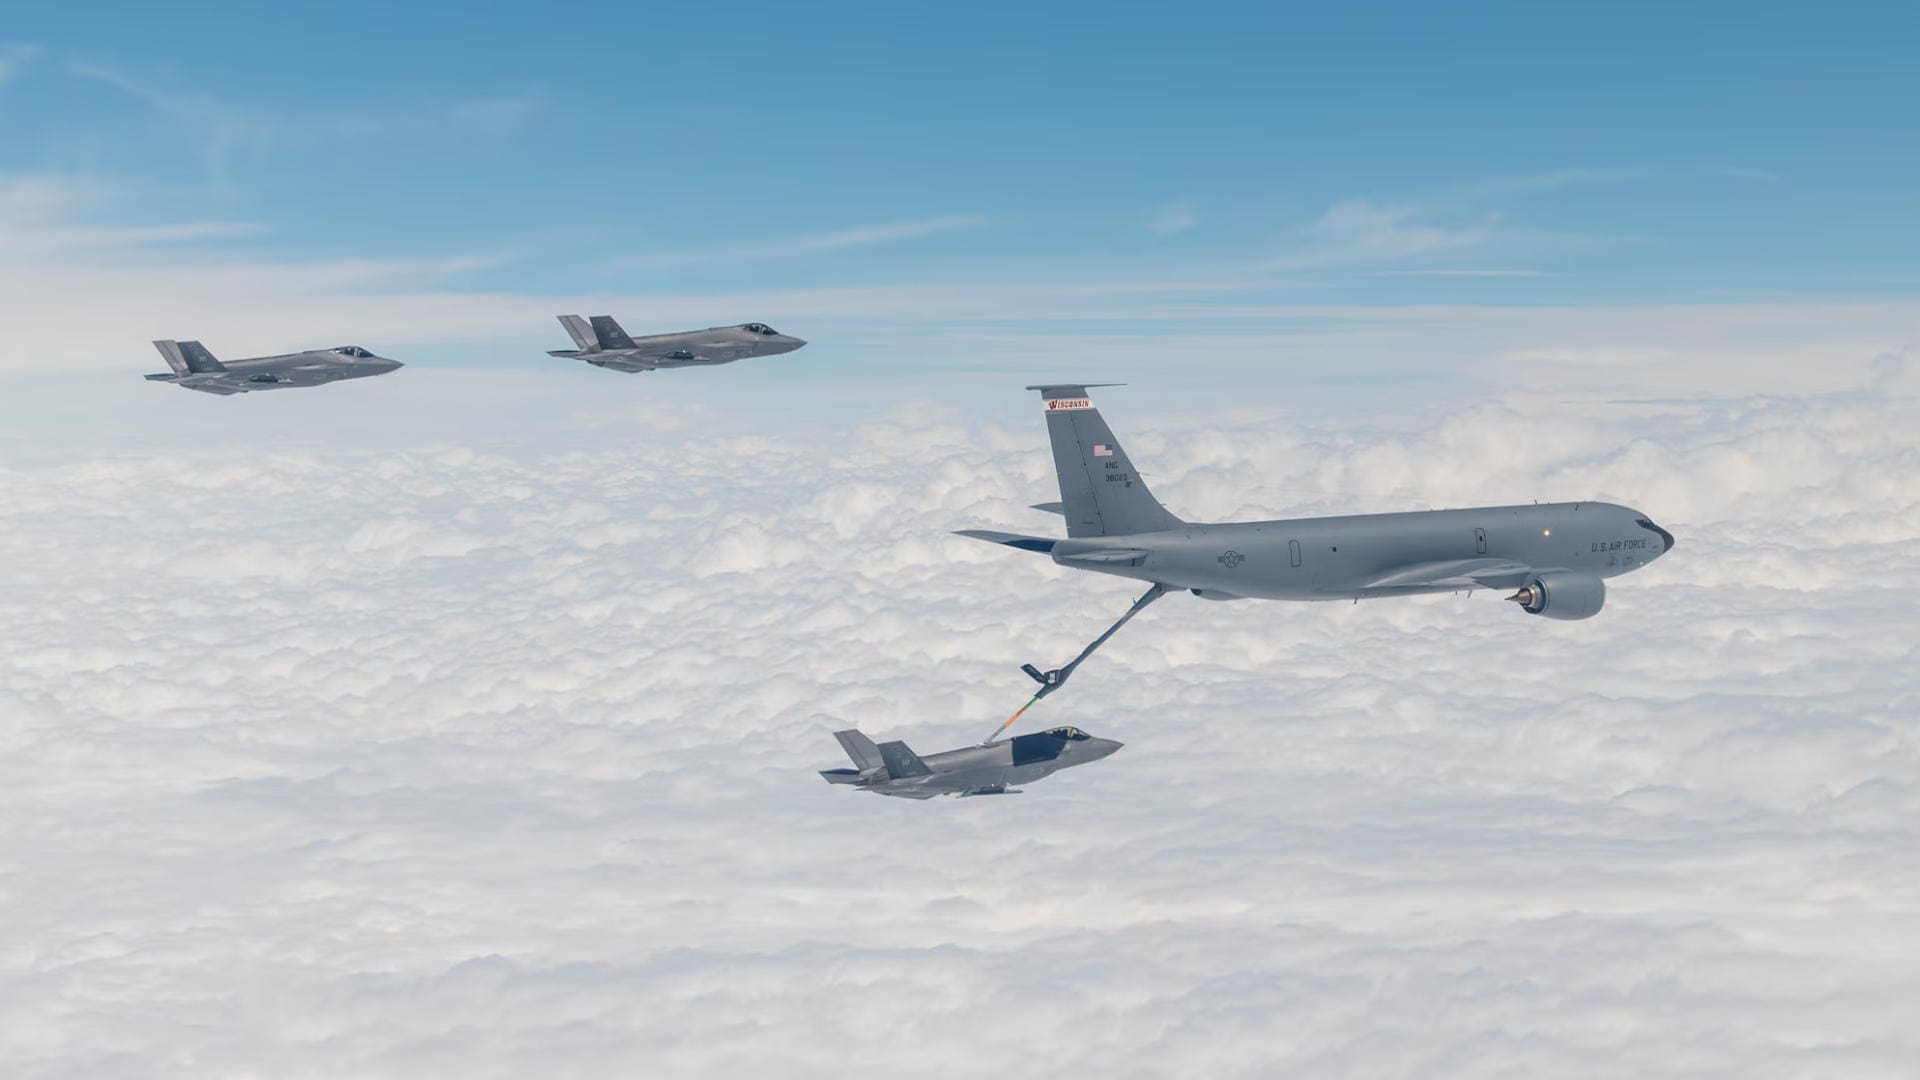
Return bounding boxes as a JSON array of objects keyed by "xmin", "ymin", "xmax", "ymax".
[
  {"xmin": 549, "ymin": 315, "xmax": 806, "ymax": 373},
  {"xmin": 820, "ymin": 726, "xmax": 1122, "ymax": 798},
  {"xmin": 144, "ymin": 340, "xmax": 402, "ymax": 396}
]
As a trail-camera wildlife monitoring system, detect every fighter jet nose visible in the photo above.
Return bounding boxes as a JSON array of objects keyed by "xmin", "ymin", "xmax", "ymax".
[{"xmin": 1089, "ymin": 738, "xmax": 1123, "ymax": 759}]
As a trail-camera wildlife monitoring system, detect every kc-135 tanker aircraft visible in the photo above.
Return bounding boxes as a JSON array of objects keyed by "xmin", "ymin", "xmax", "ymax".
[{"xmin": 961, "ymin": 384, "xmax": 1676, "ymax": 696}]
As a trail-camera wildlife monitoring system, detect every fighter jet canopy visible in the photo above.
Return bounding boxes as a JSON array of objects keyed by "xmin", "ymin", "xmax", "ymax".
[
  {"xmin": 332, "ymin": 346, "xmax": 374, "ymax": 357},
  {"xmin": 1044, "ymin": 726, "xmax": 1092, "ymax": 741},
  {"xmin": 741, "ymin": 323, "xmax": 780, "ymax": 336}
]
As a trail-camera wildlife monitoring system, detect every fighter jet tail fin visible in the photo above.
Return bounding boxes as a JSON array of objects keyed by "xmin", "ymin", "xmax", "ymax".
[
  {"xmin": 877, "ymin": 740, "xmax": 932, "ymax": 779},
  {"xmin": 153, "ymin": 340, "xmax": 227, "ymax": 375},
  {"xmin": 833, "ymin": 729, "xmax": 885, "ymax": 772},
  {"xmin": 589, "ymin": 315, "xmax": 637, "ymax": 350},
  {"xmin": 1026, "ymin": 384, "xmax": 1181, "ymax": 539},
  {"xmin": 556, "ymin": 315, "xmax": 598, "ymax": 352}
]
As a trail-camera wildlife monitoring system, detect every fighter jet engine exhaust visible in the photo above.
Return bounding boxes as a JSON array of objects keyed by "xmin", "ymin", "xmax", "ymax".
[{"xmin": 1505, "ymin": 572, "xmax": 1606, "ymax": 621}]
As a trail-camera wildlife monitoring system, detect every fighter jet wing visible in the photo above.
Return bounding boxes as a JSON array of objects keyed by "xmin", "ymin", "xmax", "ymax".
[
  {"xmin": 179, "ymin": 380, "xmax": 246, "ymax": 396},
  {"xmin": 597, "ymin": 343, "xmax": 747, "ymax": 373},
  {"xmin": 624, "ymin": 341, "xmax": 715, "ymax": 364},
  {"xmin": 1361, "ymin": 557, "xmax": 1534, "ymax": 591}
]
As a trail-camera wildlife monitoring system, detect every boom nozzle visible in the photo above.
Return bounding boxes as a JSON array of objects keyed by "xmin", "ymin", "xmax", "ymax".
[{"xmin": 1022, "ymin": 663, "xmax": 1062, "ymax": 687}]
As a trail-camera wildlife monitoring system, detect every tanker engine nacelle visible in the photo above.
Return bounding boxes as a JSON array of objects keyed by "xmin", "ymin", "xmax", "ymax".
[{"xmin": 1505, "ymin": 571, "xmax": 1606, "ymax": 621}]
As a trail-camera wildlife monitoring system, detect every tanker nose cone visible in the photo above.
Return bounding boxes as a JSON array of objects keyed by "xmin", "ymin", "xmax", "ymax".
[{"xmin": 1636, "ymin": 517, "xmax": 1675, "ymax": 555}]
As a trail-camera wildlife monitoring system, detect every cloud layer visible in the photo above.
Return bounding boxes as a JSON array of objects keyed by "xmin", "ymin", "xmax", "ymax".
[{"xmin": 1, "ymin": 374, "xmax": 1915, "ymax": 1077}]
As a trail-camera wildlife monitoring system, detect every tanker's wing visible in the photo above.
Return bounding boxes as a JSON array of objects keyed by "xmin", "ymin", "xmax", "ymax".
[{"xmin": 1360, "ymin": 557, "xmax": 1535, "ymax": 592}]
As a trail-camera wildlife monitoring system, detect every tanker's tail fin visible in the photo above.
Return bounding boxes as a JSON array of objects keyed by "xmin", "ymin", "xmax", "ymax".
[{"xmin": 1025, "ymin": 384, "xmax": 1180, "ymax": 539}]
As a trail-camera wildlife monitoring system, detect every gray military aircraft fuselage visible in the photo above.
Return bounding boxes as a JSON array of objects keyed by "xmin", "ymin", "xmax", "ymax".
[
  {"xmin": 144, "ymin": 340, "xmax": 402, "ymax": 396},
  {"xmin": 962, "ymin": 384, "xmax": 1675, "ymax": 623},
  {"xmin": 820, "ymin": 725, "xmax": 1121, "ymax": 798},
  {"xmin": 549, "ymin": 315, "xmax": 806, "ymax": 373}
]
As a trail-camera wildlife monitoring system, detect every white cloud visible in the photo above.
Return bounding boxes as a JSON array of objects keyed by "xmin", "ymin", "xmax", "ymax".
[
  {"xmin": 0, "ymin": 373, "xmax": 1915, "ymax": 1076},
  {"xmin": 1148, "ymin": 199, "xmax": 1198, "ymax": 236}
]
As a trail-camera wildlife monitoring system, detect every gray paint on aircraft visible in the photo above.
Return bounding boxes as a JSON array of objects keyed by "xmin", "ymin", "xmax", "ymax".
[
  {"xmin": 144, "ymin": 340, "xmax": 402, "ymax": 396},
  {"xmin": 820, "ymin": 726, "xmax": 1121, "ymax": 799},
  {"xmin": 548, "ymin": 316, "xmax": 806, "ymax": 373},
  {"xmin": 961, "ymin": 384, "xmax": 1674, "ymax": 621}
]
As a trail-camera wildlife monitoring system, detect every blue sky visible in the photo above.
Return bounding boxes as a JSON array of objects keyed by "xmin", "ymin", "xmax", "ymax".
[
  {"xmin": 1, "ymin": 2, "xmax": 1916, "ymax": 404},
  {"xmin": 7, "ymin": 2, "xmax": 1919, "ymax": 292}
]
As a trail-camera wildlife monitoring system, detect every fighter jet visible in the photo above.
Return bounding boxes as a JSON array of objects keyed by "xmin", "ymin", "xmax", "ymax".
[
  {"xmin": 548, "ymin": 315, "xmax": 806, "ymax": 373},
  {"xmin": 960, "ymin": 384, "xmax": 1678, "ymax": 692},
  {"xmin": 819, "ymin": 725, "xmax": 1122, "ymax": 798},
  {"xmin": 144, "ymin": 340, "xmax": 402, "ymax": 396}
]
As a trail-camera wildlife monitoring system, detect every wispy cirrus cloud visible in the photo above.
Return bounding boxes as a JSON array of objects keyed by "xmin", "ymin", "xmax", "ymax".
[
  {"xmin": 1377, "ymin": 268, "xmax": 1554, "ymax": 278},
  {"xmin": 1708, "ymin": 165, "xmax": 1786, "ymax": 184},
  {"xmin": 611, "ymin": 213, "xmax": 991, "ymax": 269},
  {"xmin": 1148, "ymin": 199, "xmax": 1199, "ymax": 236},
  {"xmin": 2, "ymin": 167, "xmax": 1907, "ymax": 405},
  {"xmin": 1464, "ymin": 167, "xmax": 1643, "ymax": 196},
  {"xmin": 1266, "ymin": 199, "xmax": 1503, "ymax": 269},
  {"xmin": 0, "ymin": 171, "xmax": 261, "ymax": 254},
  {"xmin": 67, "ymin": 59, "xmax": 276, "ymax": 183},
  {"xmin": 67, "ymin": 58, "xmax": 539, "ymax": 183},
  {"xmin": 1265, "ymin": 173, "xmax": 1642, "ymax": 273},
  {"xmin": 0, "ymin": 42, "xmax": 39, "ymax": 88}
]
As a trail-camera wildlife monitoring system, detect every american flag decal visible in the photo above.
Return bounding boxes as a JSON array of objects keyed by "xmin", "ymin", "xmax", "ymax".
[{"xmin": 1093, "ymin": 444, "xmax": 1113, "ymax": 457}]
